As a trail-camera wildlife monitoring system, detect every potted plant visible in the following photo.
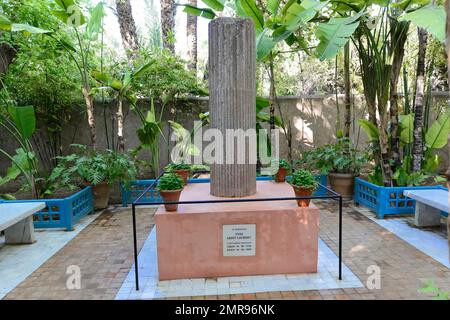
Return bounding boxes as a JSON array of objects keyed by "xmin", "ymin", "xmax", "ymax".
[
  {"xmin": 300, "ymin": 137, "xmax": 365, "ymax": 199},
  {"xmin": 273, "ymin": 159, "xmax": 291, "ymax": 182},
  {"xmin": 57, "ymin": 145, "xmax": 137, "ymax": 210},
  {"xmin": 166, "ymin": 163, "xmax": 191, "ymax": 185},
  {"xmin": 289, "ymin": 169, "xmax": 317, "ymax": 207},
  {"xmin": 157, "ymin": 173, "xmax": 184, "ymax": 211}
]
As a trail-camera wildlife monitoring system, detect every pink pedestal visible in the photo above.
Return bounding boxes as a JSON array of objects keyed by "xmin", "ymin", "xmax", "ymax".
[{"xmin": 155, "ymin": 181, "xmax": 319, "ymax": 280}]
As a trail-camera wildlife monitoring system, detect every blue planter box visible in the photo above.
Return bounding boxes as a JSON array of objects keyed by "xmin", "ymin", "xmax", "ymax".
[
  {"xmin": 1, "ymin": 187, "xmax": 94, "ymax": 231},
  {"xmin": 121, "ymin": 174, "xmax": 328, "ymax": 206},
  {"xmin": 354, "ymin": 177, "xmax": 448, "ymax": 219}
]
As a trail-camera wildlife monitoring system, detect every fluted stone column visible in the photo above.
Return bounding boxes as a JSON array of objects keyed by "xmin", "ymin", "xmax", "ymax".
[{"xmin": 209, "ymin": 18, "xmax": 256, "ymax": 197}]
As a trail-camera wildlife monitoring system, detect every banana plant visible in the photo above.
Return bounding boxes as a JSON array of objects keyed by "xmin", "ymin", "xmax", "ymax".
[
  {"xmin": 0, "ymin": 13, "xmax": 50, "ymax": 34},
  {"xmin": 91, "ymin": 62, "xmax": 153, "ymax": 153},
  {"xmin": 49, "ymin": 0, "xmax": 106, "ymax": 149},
  {"xmin": 0, "ymin": 104, "xmax": 40, "ymax": 198},
  {"xmin": 359, "ymin": 110, "xmax": 450, "ymax": 186},
  {"xmin": 131, "ymin": 98, "xmax": 192, "ymax": 178}
]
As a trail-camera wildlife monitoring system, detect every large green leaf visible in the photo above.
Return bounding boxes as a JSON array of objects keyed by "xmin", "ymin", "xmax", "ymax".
[
  {"xmin": 267, "ymin": 0, "xmax": 281, "ymax": 14},
  {"xmin": 401, "ymin": 4, "xmax": 445, "ymax": 42},
  {"xmin": 0, "ymin": 14, "xmax": 50, "ymax": 34},
  {"xmin": 236, "ymin": 0, "xmax": 265, "ymax": 32},
  {"xmin": 8, "ymin": 106, "xmax": 36, "ymax": 139},
  {"xmin": 91, "ymin": 70, "xmax": 111, "ymax": 85},
  {"xmin": 399, "ymin": 113, "xmax": 414, "ymax": 144},
  {"xmin": 10, "ymin": 24, "xmax": 50, "ymax": 34},
  {"xmin": 425, "ymin": 112, "xmax": 450, "ymax": 149},
  {"xmin": 182, "ymin": 5, "xmax": 216, "ymax": 19},
  {"xmin": 0, "ymin": 148, "xmax": 34, "ymax": 186},
  {"xmin": 256, "ymin": 29, "xmax": 276, "ymax": 60},
  {"xmin": 358, "ymin": 119, "xmax": 379, "ymax": 142},
  {"xmin": 256, "ymin": 96, "xmax": 270, "ymax": 113},
  {"xmin": 0, "ymin": 14, "xmax": 12, "ymax": 30},
  {"xmin": 137, "ymin": 123, "xmax": 160, "ymax": 147},
  {"xmin": 282, "ymin": 0, "xmax": 328, "ymax": 31},
  {"xmin": 201, "ymin": 0, "xmax": 225, "ymax": 11},
  {"xmin": 86, "ymin": 2, "xmax": 105, "ymax": 40},
  {"xmin": 132, "ymin": 61, "xmax": 154, "ymax": 78},
  {"xmin": 55, "ymin": 0, "xmax": 75, "ymax": 10},
  {"xmin": 315, "ymin": 10, "xmax": 364, "ymax": 61}
]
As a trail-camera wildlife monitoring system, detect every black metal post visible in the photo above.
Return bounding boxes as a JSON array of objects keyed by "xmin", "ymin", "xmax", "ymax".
[
  {"xmin": 132, "ymin": 203, "xmax": 139, "ymax": 290},
  {"xmin": 338, "ymin": 195, "xmax": 343, "ymax": 280}
]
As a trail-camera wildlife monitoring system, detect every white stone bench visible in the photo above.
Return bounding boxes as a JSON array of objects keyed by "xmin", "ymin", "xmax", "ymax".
[
  {"xmin": 0, "ymin": 202, "xmax": 46, "ymax": 244},
  {"xmin": 403, "ymin": 189, "xmax": 449, "ymax": 227}
]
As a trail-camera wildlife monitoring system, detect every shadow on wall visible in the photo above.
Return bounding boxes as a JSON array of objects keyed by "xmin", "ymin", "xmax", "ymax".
[{"xmin": 276, "ymin": 94, "xmax": 368, "ymax": 159}]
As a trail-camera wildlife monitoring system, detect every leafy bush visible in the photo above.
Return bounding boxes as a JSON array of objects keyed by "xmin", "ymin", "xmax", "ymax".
[
  {"xmin": 278, "ymin": 159, "xmax": 291, "ymax": 170},
  {"xmin": 289, "ymin": 169, "xmax": 317, "ymax": 189},
  {"xmin": 157, "ymin": 173, "xmax": 184, "ymax": 191},
  {"xmin": 165, "ymin": 163, "xmax": 191, "ymax": 171},
  {"xmin": 54, "ymin": 145, "xmax": 137, "ymax": 187},
  {"xmin": 419, "ymin": 280, "xmax": 449, "ymax": 300},
  {"xmin": 297, "ymin": 138, "xmax": 366, "ymax": 174},
  {"xmin": 127, "ymin": 48, "xmax": 207, "ymax": 105}
]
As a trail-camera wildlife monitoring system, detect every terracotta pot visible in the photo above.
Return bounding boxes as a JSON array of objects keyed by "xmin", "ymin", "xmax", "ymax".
[
  {"xmin": 160, "ymin": 189, "xmax": 183, "ymax": 212},
  {"xmin": 329, "ymin": 172, "xmax": 357, "ymax": 200},
  {"xmin": 275, "ymin": 167, "xmax": 287, "ymax": 182},
  {"xmin": 173, "ymin": 169, "xmax": 190, "ymax": 185},
  {"xmin": 91, "ymin": 181, "xmax": 111, "ymax": 210},
  {"xmin": 291, "ymin": 185, "xmax": 315, "ymax": 207}
]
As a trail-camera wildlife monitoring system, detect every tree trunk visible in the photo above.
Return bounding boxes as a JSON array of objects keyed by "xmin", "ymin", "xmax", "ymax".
[
  {"xmin": 186, "ymin": 0, "xmax": 197, "ymax": 71},
  {"xmin": 444, "ymin": 0, "xmax": 450, "ymax": 260},
  {"xmin": 160, "ymin": 0, "xmax": 176, "ymax": 53},
  {"xmin": 379, "ymin": 112, "xmax": 394, "ymax": 186},
  {"xmin": 0, "ymin": 42, "xmax": 16, "ymax": 76},
  {"xmin": 268, "ymin": 53, "xmax": 276, "ymax": 131},
  {"xmin": 115, "ymin": 0, "xmax": 140, "ymax": 61},
  {"xmin": 412, "ymin": 28, "xmax": 428, "ymax": 172},
  {"xmin": 343, "ymin": 42, "xmax": 351, "ymax": 138},
  {"xmin": 117, "ymin": 99, "xmax": 125, "ymax": 153},
  {"xmin": 82, "ymin": 86, "xmax": 97, "ymax": 150},
  {"xmin": 389, "ymin": 20, "xmax": 409, "ymax": 171}
]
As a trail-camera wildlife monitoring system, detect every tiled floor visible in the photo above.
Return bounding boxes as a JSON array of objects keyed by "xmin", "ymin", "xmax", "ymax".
[
  {"xmin": 0, "ymin": 212, "xmax": 101, "ymax": 299},
  {"xmin": 358, "ymin": 207, "xmax": 449, "ymax": 268},
  {"xmin": 2, "ymin": 201, "xmax": 450, "ymax": 300},
  {"xmin": 2, "ymin": 207, "xmax": 155, "ymax": 300},
  {"xmin": 115, "ymin": 230, "xmax": 362, "ymax": 300}
]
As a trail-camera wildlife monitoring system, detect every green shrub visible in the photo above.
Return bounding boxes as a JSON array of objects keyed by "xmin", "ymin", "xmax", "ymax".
[
  {"xmin": 157, "ymin": 173, "xmax": 184, "ymax": 191},
  {"xmin": 166, "ymin": 163, "xmax": 191, "ymax": 171},
  {"xmin": 54, "ymin": 145, "xmax": 137, "ymax": 187},
  {"xmin": 289, "ymin": 169, "xmax": 317, "ymax": 189},
  {"xmin": 296, "ymin": 137, "xmax": 365, "ymax": 174},
  {"xmin": 278, "ymin": 159, "xmax": 291, "ymax": 170}
]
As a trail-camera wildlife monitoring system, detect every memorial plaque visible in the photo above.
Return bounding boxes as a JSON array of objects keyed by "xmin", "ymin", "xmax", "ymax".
[{"xmin": 222, "ymin": 224, "xmax": 256, "ymax": 256}]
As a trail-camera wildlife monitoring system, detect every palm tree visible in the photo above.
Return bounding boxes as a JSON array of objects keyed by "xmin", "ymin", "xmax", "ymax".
[
  {"xmin": 343, "ymin": 42, "xmax": 351, "ymax": 138},
  {"xmin": 446, "ymin": 0, "xmax": 450, "ymax": 265},
  {"xmin": 186, "ymin": 0, "xmax": 197, "ymax": 71},
  {"xmin": 160, "ymin": 0, "xmax": 176, "ymax": 53},
  {"xmin": 115, "ymin": 0, "xmax": 140, "ymax": 61},
  {"xmin": 412, "ymin": 28, "xmax": 428, "ymax": 171}
]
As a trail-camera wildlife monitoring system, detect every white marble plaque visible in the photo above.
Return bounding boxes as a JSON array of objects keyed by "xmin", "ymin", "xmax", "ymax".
[{"xmin": 222, "ymin": 224, "xmax": 256, "ymax": 257}]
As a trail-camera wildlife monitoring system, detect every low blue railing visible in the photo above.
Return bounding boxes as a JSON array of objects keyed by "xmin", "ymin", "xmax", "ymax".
[
  {"xmin": 354, "ymin": 178, "xmax": 448, "ymax": 219},
  {"xmin": 121, "ymin": 174, "xmax": 328, "ymax": 207},
  {"xmin": 2, "ymin": 187, "xmax": 94, "ymax": 231}
]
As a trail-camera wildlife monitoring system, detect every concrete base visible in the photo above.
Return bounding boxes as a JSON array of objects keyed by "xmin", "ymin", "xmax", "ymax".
[
  {"xmin": 414, "ymin": 203, "xmax": 441, "ymax": 227},
  {"xmin": 5, "ymin": 216, "xmax": 36, "ymax": 244},
  {"xmin": 155, "ymin": 181, "xmax": 320, "ymax": 280}
]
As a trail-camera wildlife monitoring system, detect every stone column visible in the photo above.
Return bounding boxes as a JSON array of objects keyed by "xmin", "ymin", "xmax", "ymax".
[{"xmin": 209, "ymin": 18, "xmax": 256, "ymax": 197}]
